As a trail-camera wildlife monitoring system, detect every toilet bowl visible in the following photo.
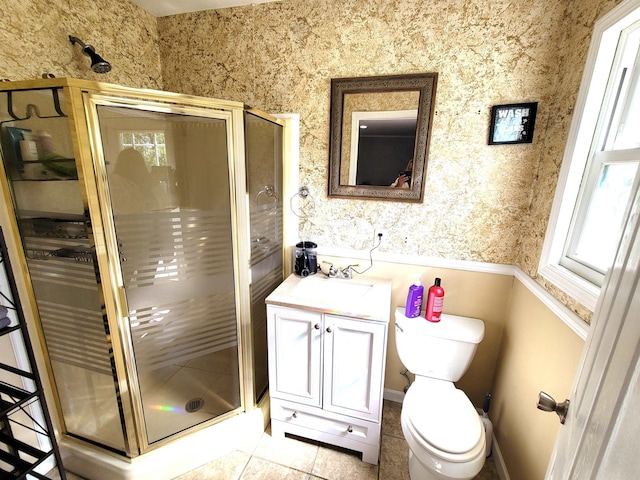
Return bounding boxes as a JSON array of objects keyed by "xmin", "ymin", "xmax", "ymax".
[
  {"xmin": 401, "ymin": 379, "xmax": 485, "ymax": 479},
  {"xmin": 394, "ymin": 308, "xmax": 486, "ymax": 480}
]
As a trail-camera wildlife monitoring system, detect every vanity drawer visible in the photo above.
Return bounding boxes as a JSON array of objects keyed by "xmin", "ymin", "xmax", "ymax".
[{"xmin": 270, "ymin": 398, "xmax": 380, "ymax": 446}]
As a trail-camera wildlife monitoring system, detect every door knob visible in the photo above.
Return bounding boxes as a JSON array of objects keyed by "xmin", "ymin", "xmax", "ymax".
[{"xmin": 537, "ymin": 391, "xmax": 570, "ymax": 424}]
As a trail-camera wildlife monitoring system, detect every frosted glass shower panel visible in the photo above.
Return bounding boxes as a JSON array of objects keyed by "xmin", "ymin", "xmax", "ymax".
[
  {"xmin": 96, "ymin": 106, "xmax": 241, "ymax": 444},
  {"xmin": 245, "ymin": 112, "xmax": 283, "ymax": 402},
  {"xmin": 0, "ymin": 88, "xmax": 126, "ymax": 452}
]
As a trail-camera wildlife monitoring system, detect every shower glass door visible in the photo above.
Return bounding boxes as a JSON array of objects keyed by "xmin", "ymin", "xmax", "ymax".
[
  {"xmin": 244, "ymin": 112, "xmax": 283, "ymax": 403},
  {"xmin": 93, "ymin": 103, "xmax": 242, "ymax": 445}
]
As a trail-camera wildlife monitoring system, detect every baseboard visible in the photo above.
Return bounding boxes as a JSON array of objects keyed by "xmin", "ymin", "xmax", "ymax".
[
  {"xmin": 492, "ymin": 437, "xmax": 511, "ymax": 480},
  {"xmin": 383, "ymin": 388, "xmax": 405, "ymax": 403}
]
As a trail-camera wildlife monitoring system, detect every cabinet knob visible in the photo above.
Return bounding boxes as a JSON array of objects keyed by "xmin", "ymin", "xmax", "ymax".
[
  {"xmin": 292, "ymin": 411, "xmax": 297, "ymax": 419},
  {"xmin": 326, "ymin": 326, "xmax": 332, "ymax": 333},
  {"xmin": 347, "ymin": 426, "xmax": 353, "ymax": 433},
  {"xmin": 314, "ymin": 323, "xmax": 320, "ymax": 330}
]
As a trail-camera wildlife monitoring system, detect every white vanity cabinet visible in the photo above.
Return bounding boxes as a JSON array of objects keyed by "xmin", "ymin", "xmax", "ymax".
[
  {"xmin": 267, "ymin": 307, "xmax": 323, "ymax": 407},
  {"xmin": 265, "ymin": 274, "xmax": 391, "ymax": 464}
]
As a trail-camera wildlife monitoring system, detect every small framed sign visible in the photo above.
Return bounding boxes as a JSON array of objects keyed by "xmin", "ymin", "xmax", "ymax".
[{"xmin": 488, "ymin": 102, "xmax": 538, "ymax": 145}]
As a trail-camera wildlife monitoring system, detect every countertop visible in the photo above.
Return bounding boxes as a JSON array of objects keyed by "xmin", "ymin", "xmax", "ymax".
[{"xmin": 265, "ymin": 273, "xmax": 392, "ymax": 322}]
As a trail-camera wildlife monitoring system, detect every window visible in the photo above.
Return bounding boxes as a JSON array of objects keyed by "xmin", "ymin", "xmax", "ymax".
[
  {"xmin": 119, "ymin": 131, "xmax": 167, "ymax": 168},
  {"xmin": 539, "ymin": 0, "xmax": 640, "ymax": 311}
]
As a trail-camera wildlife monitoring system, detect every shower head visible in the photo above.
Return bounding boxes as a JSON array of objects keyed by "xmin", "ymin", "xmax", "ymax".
[{"xmin": 69, "ymin": 35, "xmax": 112, "ymax": 74}]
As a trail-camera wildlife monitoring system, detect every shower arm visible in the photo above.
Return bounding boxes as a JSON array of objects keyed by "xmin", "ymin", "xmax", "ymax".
[
  {"xmin": 69, "ymin": 36, "xmax": 95, "ymax": 55},
  {"xmin": 69, "ymin": 35, "xmax": 112, "ymax": 73}
]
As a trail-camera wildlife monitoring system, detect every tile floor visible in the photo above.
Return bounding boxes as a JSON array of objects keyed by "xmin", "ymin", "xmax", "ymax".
[{"xmin": 54, "ymin": 400, "xmax": 500, "ymax": 480}]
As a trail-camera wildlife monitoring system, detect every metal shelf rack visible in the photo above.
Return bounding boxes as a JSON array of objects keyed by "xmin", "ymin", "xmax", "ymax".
[{"xmin": 0, "ymin": 226, "xmax": 66, "ymax": 479}]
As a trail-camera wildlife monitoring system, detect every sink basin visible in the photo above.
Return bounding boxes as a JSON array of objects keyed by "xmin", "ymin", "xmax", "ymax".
[
  {"xmin": 266, "ymin": 273, "xmax": 391, "ymax": 321},
  {"xmin": 291, "ymin": 275, "xmax": 374, "ymax": 300}
]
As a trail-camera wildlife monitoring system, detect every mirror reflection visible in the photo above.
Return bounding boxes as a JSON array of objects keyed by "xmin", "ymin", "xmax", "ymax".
[
  {"xmin": 341, "ymin": 92, "xmax": 418, "ymax": 187},
  {"xmin": 329, "ymin": 74, "xmax": 437, "ymax": 202}
]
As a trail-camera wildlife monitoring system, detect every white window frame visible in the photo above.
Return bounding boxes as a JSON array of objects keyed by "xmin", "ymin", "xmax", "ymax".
[
  {"xmin": 119, "ymin": 130, "xmax": 167, "ymax": 167},
  {"xmin": 539, "ymin": 0, "xmax": 640, "ymax": 312}
]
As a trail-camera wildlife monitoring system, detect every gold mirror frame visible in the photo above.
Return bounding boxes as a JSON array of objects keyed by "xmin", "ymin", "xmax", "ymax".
[{"xmin": 328, "ymin": 73, "xmax": 438, "ymax": 202}]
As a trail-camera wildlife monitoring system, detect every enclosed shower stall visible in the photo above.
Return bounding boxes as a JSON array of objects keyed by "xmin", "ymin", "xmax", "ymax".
[{"xmin": 0, "ymin": 78, "xmax": 284, "ymax": 475}]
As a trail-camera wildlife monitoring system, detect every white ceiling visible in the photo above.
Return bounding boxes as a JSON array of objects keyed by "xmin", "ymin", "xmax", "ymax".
[{"xmin": 129, "ymin": 0, "xmax": 280, "ymax": 17}]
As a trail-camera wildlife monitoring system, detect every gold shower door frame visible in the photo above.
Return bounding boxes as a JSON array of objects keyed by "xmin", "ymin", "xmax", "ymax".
[
  {"xmin": 0, "ymin": 77, "xmax": 282, "ymax": 459},
  {"xmin": 78, "ymin": 90, "xmax": 258, "ymax": 456}
]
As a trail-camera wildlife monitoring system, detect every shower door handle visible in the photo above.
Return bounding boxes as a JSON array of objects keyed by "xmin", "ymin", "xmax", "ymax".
[{"xmin": 256, "ymin": 184, "xmax": 279, "ymax": 203}]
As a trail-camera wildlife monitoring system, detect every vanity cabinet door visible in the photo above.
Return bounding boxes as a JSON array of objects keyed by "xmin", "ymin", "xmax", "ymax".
[
  {"xmin": 267, "ymin": 306, "xmax": 323, "ymax": 407},
  {"xmin": 322, "ymin": 315, "xmax": 386, "ymax": 422}
]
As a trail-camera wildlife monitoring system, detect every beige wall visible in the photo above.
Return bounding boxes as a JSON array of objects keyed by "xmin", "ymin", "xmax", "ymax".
[
  {"xmin": 318, "ymin": 255, "xmax": 514, "ymax": 407},
  {"xmin": 0, "ymin": 0, "xmax": 161, "ymax": 89},
  {"xmin": 492, "ymin": 279, "xmax": 584, "ymax": 480},
  {"xmin": 316, "ymin": 255, "xmax": 586, "ymax": 479}
]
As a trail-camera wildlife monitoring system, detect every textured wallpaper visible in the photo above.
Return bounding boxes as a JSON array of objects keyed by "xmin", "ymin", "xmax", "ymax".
[
  {"xmin": 0, "ymin": 0, "xmax": 161, "ymax": 89},
  {"xmin": 157, "ymin": 0, "xmax": 623, "ymax": 321},
  {"xmin": 0, "ymin": 0, "xmax": 622, "ymax": 321},
  {"xmin": 159, "ymin": 0, "xmax": 562, "ymax": 261}
]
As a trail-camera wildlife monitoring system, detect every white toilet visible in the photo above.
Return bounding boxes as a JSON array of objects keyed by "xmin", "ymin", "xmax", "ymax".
[{"xmin": 395, "ymin": 307, "xmax": 486, "ymax": 480}]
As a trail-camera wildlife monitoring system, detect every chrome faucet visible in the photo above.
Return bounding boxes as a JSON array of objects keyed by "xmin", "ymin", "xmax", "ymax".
[{"xmin": 321, "ymin": 261, "xmax": 359, "ymax": 279}]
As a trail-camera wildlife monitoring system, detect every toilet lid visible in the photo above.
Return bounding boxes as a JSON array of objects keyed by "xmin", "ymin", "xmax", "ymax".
[{"xmin": 406, "ymin": 387, "xmax": 483, "ymax": 454}]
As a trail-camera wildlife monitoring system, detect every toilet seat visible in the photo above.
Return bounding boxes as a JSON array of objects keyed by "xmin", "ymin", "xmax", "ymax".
[{"xmin": 403, "ymin": 382, "xmax": 484, "ymax": 462}]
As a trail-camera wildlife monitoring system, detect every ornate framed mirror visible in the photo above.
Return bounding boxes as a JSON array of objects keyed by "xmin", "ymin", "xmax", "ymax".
[{"xmin": 328, "ymin": 73, "xmax": 438, "ymax": 202}]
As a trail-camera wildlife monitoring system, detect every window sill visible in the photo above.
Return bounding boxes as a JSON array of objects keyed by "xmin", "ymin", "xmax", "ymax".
[{"xmin": 538, "ymin": 263, "xmax": 600, "ymax": 312}]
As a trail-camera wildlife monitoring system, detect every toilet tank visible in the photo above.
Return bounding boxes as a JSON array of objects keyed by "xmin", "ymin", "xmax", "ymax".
[{"xmin": 394, "ymin": 308, "xmax": 485, "ymax": 382}]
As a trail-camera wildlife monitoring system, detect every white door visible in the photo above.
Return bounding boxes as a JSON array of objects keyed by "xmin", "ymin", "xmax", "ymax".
[
  {"xmin": 323, "ymin": 314, "xmax": 386, "ymax": 421},
  {"xmin": 545, "ymin": 187, "xmax": 640, "ymax": 478},
  {"xmin": 267, "ymin": 306, "xmax": 323, "ymax": 407}
]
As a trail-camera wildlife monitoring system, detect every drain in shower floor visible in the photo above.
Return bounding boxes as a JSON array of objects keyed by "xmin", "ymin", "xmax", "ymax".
[{"xmin": 185, "ymin": 397, "xmax": 205, "ymax": 413}]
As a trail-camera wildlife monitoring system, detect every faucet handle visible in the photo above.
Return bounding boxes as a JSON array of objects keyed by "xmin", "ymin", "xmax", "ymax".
[
  {"xmin": 341, "ymin": 264, "xmax": 360, "ymax": 279},
  {"xmin": 321, "ymin": 261, "xmax": 338, "ymax": 276}
]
